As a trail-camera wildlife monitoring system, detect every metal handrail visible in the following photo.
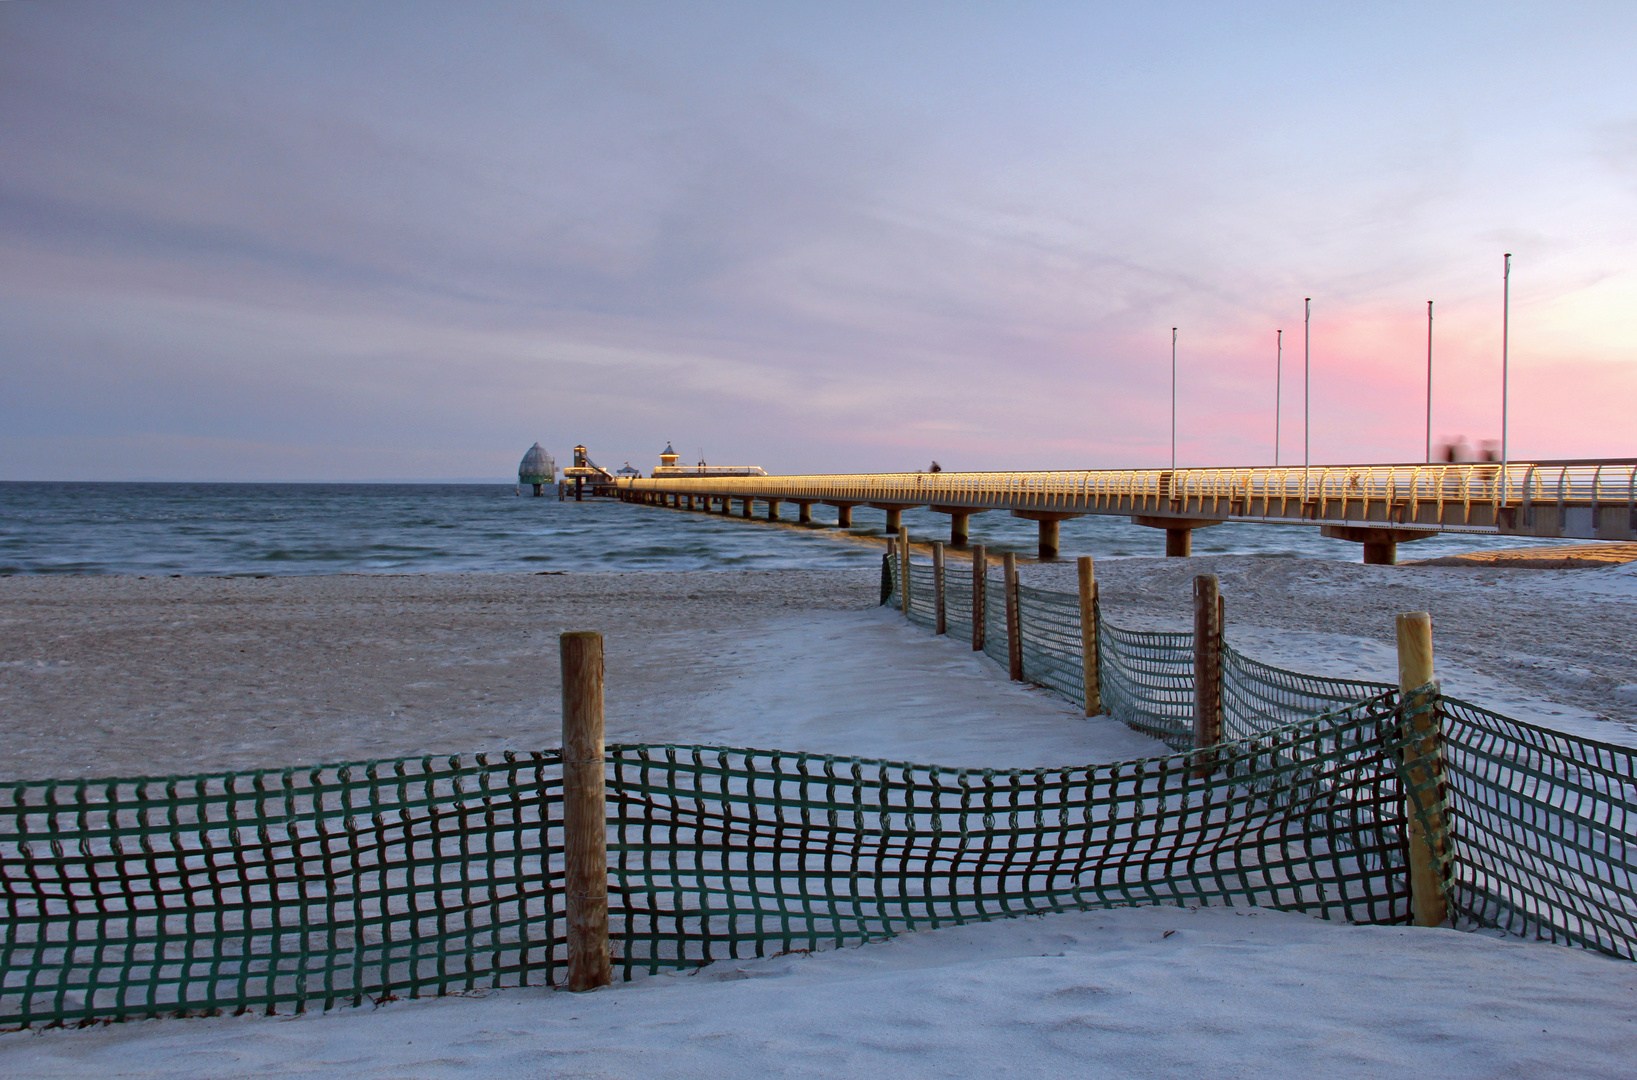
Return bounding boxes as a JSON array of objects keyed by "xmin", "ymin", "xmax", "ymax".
[{"xmin": 615, "ymin": 460, "xmax": 1637, "ymax": 540}]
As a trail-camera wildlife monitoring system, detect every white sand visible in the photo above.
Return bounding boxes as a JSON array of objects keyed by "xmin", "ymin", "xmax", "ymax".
[
  {"xmin": 4, "ymin": 559, "xmax": 1637, "ymax": 1076},
  {"xmin": 0, "ymin": 570, "xmax": 1163, "ymax": 777},
  {"xmin": 4, "ymin": 906, "xmax": 1635, "ymax": 1079}
]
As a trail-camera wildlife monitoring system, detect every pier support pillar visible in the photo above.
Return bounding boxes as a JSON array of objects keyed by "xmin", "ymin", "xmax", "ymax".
[
  {"xmin": 1321, "ymin": 526, "xmax": 1439, "ymax": 566},
  {"xmin": 741, "ymin": 497, "xmax": 754, "ymax": 518},
  {"xmin": 870, "ymin": 503, "xmax": 917, "ymax": 534},
  {"xmin": 930, "ymin": 505, "xmax": 985, "ymax": 547},
  {"xmin": 575, "ymin": 477, "xmax": 583, "ymax": 501},
  {"xmin": 1039, "ymin": 519, "xmax": 1060, "ymax": 560},
  {"xmin": 1131, "ymin": 516, "xmax": 1225, "ymax": 558},
  {"xmin": 766, "ymin": 500, "xmax": 780, "ymax": 521},
  {"xmin": 825, "ymin": 502, "xmax": 860, "ymax": 528},
  {"xmin": 1011, "ymin": 510, "xmax": 1081, "ymax": 560},
  {"xmin": 796, "ymin": 502, "xmax": 812, "ymax": 524}
]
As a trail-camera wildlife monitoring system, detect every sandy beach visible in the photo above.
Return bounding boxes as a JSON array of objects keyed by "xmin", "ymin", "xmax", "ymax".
[
  {"xmin": 3, "ymin": 556, "xmax": 1635, "ymax": 783},
  {"xmin": 4, "ymin": 556, "xmax": 1637, "ymax": 1077}
]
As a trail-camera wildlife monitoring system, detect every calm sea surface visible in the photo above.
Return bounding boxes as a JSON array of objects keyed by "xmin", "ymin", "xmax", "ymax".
[{"xmin": 0, "ymin": 482, "xmax": 1574, "ymax": 576}]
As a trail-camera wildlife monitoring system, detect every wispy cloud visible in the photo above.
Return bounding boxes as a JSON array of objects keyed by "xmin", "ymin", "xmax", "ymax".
[{"xmin": 2, "ymin": 1, "xmax": 1634, "ymax": 479}]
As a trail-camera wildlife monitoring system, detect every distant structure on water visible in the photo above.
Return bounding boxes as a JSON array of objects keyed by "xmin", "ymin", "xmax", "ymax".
[
  {"xmin": 561, "ymin": 445, "xmax": 616, "ymax": 500},
  {"xmin": 517, "ymin": 442, "xmax": 556, "ymax": 496},
  {"xmin": 650, "ymin": 442, "xmax": 766, "ymax": 478},
  {"xmin": 549, "ymin": 442, "xmax": 765, "ymax": 501},
  {"xmin": 562, "ymin": 445, "xmax": 614, "ymax": 484}
]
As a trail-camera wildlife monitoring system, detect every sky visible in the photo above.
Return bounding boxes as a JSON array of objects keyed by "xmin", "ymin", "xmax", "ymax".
[{"xmin": 2, "ymin": 1, "xmax": 1635, "ymax": 480}]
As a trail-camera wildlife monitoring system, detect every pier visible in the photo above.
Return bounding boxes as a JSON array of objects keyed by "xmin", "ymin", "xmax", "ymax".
[{"xmin": 614, "ymin": 459, "xmax": 1637, "ymax": 562}]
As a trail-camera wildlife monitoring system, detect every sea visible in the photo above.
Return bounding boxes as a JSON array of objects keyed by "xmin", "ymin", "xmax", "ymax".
[{"xmin": 0, "ymin": 481, "xmax": 1576, "ymax": 576}]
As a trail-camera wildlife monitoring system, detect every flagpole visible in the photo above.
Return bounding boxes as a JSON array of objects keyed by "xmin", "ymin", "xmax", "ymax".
[
  {"xmin": 1171, "ymin": 327, "xmax": 1178, "ymax": 470},
  {"xmin": 1425, "ymin": 300, "xmax": 1433, "ymax": 464},
  {"xmin": 1303, "ymin": 298, "xmax": 1311, "ymax": 470},
  {"xmin": 1274, "ymin": 329, "xmax": 1282, "ymax": 467},
  {"xmin": 1501, "ymin": 254, "xmax": 1511, "ymax": 474}
]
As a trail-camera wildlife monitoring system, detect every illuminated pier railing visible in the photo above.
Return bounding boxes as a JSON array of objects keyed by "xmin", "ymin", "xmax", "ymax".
[{"xmin": 614, "ymin": 460, "xmax": 1637, "ymax": 561}]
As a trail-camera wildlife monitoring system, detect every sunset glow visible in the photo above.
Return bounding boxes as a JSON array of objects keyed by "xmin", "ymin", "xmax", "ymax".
[{"xmin": 3, "ymin": 2, "xmax": 1633, "ymax": 479}]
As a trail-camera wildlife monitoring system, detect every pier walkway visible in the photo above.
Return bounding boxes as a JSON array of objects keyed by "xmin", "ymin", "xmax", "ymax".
[{"xmin": 615, "ymin": 459, "xmax": 1637, "ymax": 562}]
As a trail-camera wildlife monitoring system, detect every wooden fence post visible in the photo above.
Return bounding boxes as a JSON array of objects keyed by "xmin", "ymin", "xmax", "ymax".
[
  {"xmin": 971, "ymin": 544, "xmax": 986, "ymax": 651},
  {"xmin": 932, "ymin": 541, "xmax": 946, "ymax": 635},
  {"xmin": 1191, "ymin": 574, "xmax": 1222, "ymax": 778},
  {"xmin": 1396, "ymin": 611, "xmax": 1449, "ymax": 927},
  {"xmin": 1077, "ymin": 556, "xmax": 1101, "ymax": 717},
  {"xmin": 898, "ymin": 526, "xmax": 911, "ymax": 615},
  {"xmin": 560, "ymin": 631, "xmax": 612, "ymax": 992},
  {"xmin": 1003, "ymin": 551, "xmax": 1023, "ymax": 681}
]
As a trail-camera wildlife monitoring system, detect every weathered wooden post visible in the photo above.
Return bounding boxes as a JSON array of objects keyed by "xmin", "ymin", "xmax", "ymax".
[
  {"xmin": 970, "ymin": 544, "xmax": 987, "ymax": 651},
  {"xmin": 1397, "ymin": 611, "xmax": 1449, "ymax": 927},
  {"xmin": 1003, "ymin": 551, "xmax": 1023, "ymax": 681},
  {"xmin": 1191, "ymin": 574, "xmax": 1222, "ymax": 778},
  {"xmin": 560, "ymin": 631, "xmax": 611, "ymax": 992},
  {"xmin": 898, "ymin": 526, "xmax": 911, "ymax": 614},
  {"xmin": 932, "ymin": 541, "xmax": 946, "ymax": 635},
  {"xmin": 1077, "ymin": 556, "xmax": 1101, "ymax": 716}
]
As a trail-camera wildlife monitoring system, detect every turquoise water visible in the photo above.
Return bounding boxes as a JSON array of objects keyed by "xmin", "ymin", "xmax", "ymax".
[{"xmin": 0, "ymin": 482, "xmax": 1573, "ymax": 576}]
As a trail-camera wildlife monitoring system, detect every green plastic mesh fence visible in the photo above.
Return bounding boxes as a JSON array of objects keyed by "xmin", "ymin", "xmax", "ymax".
[
  {"xmin": 3, "ymin": 709, "xmax": 1412, "ymax": 1028},
  {"xmin": 1222, "ymin": 648, "xmax": 1395, "ymax": 745},
  {"xmin": 1016, "ymin": 583, "xmax": 1086, "ymax": 706},
  {"xmin": 7, "ymin": 552, "xmax": 1636, "ymax": 1028},
  {"xmin": 983, "ymin": 571, "xmax": 1009, "ymax": 670},
  {"xmin": 0, "ymin": 753, "xmax": 563, "ymax": 1028},
  {"xmin": 1097, "ymin": 622, "xmax": 1195, "ymax": 749},
  {"xmin": 883, "ymin": 553, "xmax": 1637, "ymax": 964},
  {"xmin": 943, "ymin": 571, "xmax": 975, "ymax": 646},
  {"xmin": 1436, "ymin": 697, "xmax": 1637, "ymax": 960},
  {"xmin": 906, "ymin": 564, "xmax": 937, "ymax": 628},
  {"xmin": 889, "ymin": 557, "xmax": 1395, "ymax": 751},
  {"xmin": 602, "ymin": 707, "xmax": 1412, "ymax": 979}
]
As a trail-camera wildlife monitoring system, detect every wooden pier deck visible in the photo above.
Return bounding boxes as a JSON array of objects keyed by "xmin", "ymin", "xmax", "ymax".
[{"xmin": 614, "ymin": 459, "xmax": 1637, "ymax": 563}]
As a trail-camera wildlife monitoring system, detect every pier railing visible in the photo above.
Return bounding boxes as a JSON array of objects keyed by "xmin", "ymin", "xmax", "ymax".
[{"xmin": 618, "ymin": 459, "xmax": 1637, "ymax": 540}]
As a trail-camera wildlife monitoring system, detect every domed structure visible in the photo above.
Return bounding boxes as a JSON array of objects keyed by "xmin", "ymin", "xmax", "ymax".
[
  {"xmin": 659, "ymin": 442, "xmax": 680, "ymax": 469},
  {"xmin": 518, "ymin": 442, "xmax": 556, "ymax": 496}
]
